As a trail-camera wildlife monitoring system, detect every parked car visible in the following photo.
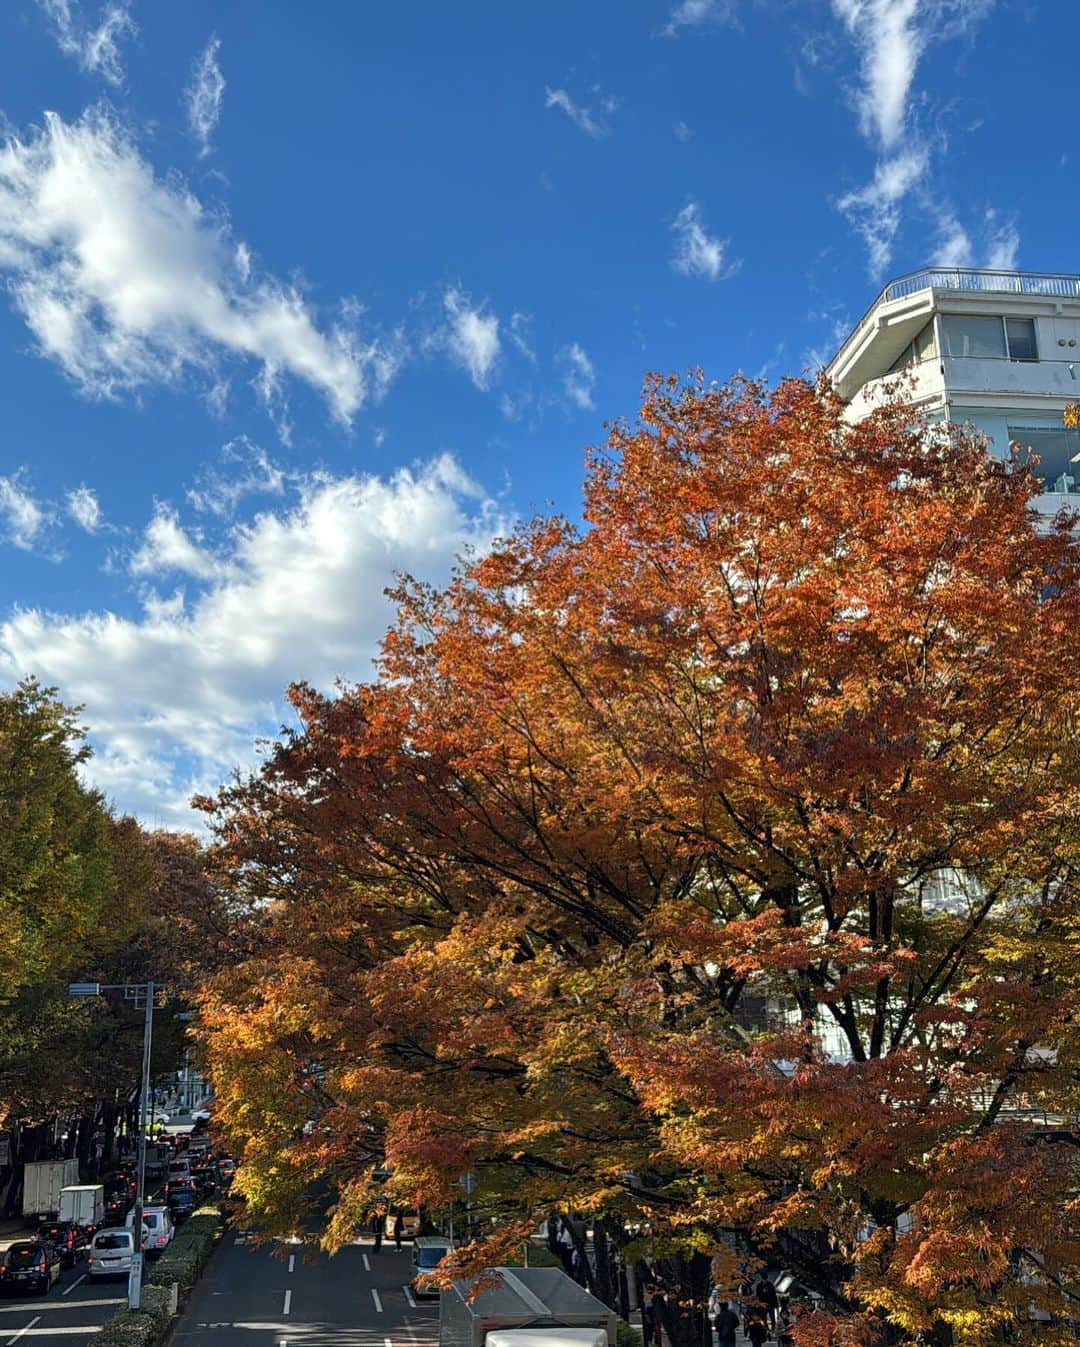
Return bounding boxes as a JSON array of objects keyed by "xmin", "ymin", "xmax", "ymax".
[
  {"xmin": 87, "ymin": 1227, "xmax": 147, "ymax": 1281},
  {"xmin": 0, "ymin": 1240, "xmax": 61, "ymax": 1295},
  {"xmin": 411, "ymin": 1236, "xmax": 452, "ymax": 1297},
  {"xmin": 36, "ymin": 1221, "xmax": 86, "ymax": 1268},
  {"xmin": 126, "ymin": 1204, "xmax": 174, "ymax": 1255},
  {"xmin": 166, "ymin": 1188, "xmax": 197, "ymax": 1223},
  {"xmin": 191, "ymin": 1107, "xmax": 212, "ymax": 1122}
]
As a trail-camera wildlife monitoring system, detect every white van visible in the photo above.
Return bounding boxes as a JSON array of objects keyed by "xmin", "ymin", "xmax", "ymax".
[
  {"xmin": 87, "ymin": 1226, "xmax": 148, "ymax": 1281},
  {"xmin": 126, "ymin": 1204, "xmax": 174, "ymax": 1254},
  {"xmin": 411, "ymin": 1236, "xmax": 452, "ymax": 1298}
]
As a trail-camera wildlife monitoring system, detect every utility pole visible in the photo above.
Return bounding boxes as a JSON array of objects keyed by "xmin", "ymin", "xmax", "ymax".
[{"xmin": 69, "ymin": 980, "xmax": 158, "ymax": 1310}]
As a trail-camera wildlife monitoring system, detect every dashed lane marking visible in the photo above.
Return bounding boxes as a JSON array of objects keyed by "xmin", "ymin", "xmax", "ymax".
[
  {"xmin": 288, "ymin": 1255, "xmax": 295, "ymax": 1273},
  {"xmin": 363, "ymin": 1254, "xmax": 371, "ymax": 1272},
  {"xmin": 60, "ymin": 1275, "xmax": 85, "ymax": 1296},
  {"xmin": 6, "ymin": 1316, "xmax": 40, "ymax": 1344},
  {"xmin": 403, "ymin": 1285, "xmax": 417, "ymax": 1307},
  {"xmin": 283, "ymin": 1290, "xmax": 292, "ymax": 1316},
  {"xmin": 372, "ymin": 1288, "xmax": 383, "ymax": 1312}
]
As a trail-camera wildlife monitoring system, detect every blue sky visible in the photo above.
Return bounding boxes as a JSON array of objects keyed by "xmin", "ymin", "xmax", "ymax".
[{"xmin": 0, "ymin": 0, "xmax": 1071, "ymax": 825}]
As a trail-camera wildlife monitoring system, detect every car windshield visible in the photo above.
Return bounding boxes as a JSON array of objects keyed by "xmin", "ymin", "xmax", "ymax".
[
  {"xmin": 6, "ymin": 1245, "xmax": 43, "ymax": 1267},
  {"xmin": 95, "ymin": 1233, "xmax": 131, "ymax": 1250},
  {"xmin": 417, "ymin": 1247, "xmax": 448, "ymax": 1267},
  {"xmin": 144, "ymin": 1213, "xmax": 160, "ymax": 1229}
]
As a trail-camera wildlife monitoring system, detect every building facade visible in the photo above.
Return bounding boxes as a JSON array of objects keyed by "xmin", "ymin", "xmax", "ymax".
[{"xmin": 827, "ymin": 266, "xmax": 1080, "ymax": 502}]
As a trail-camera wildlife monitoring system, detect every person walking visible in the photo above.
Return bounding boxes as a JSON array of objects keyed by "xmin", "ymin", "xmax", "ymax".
[
  {"xmin": 394, "ymin": 1214, "xmax": 405, "ymax": 1252},
  {"xmin": 746, "ymin": 1313, "xmax": 769, "ymax": 1347},
  {"xmin": 756, "ymin": 1278, "xmax": 779, "ymax": 1331},
  {"xmin": 371, "ymin": 1209, "xmax": 383, "ymax": 1252},
  {"xmin": 712, "ymin": 1301, "xmax": 741, "ymax": 1347}
]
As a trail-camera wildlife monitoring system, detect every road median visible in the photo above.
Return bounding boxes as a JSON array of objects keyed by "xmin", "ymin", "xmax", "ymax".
[{"xmin": 94, "ymin": 1203, "xmax": 223, "ymax": 1347}]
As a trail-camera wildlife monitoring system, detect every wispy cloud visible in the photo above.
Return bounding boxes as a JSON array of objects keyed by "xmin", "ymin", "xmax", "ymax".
[
  {"xmin": 664, "ymin": 0, "xmax": 737, "ymax": 35},
  {"xmin": 543, "ymin": 87, "xmax": 616, "ymax": 139},
  {"xmin": 0, "ymin": 473, "xmax": 50, "ymax": 551},
  {"xmin": 837, "ymin": 145, "xmax": 929, "ymax": 277},
  {"xmin": 559, "ymin": 343, "xmax": 596, "ymax": 411},
  {"xmin": 983, "ymin": 208, "xmax": 1019, "ymax": 270},
  {"xmin": 673, "ymin": 120, "xmax": 693, "ymax": 142},
  {"xmin": 185, "ymin": 34, "xmax": 225, "ymax": 158},
  {"xmin": 66, "ymin": 484, "xmax": 103, "ymax": 533},
  {"xmin": 186, "ymin": 437, "xmax": 286, "ymax": 519},
  {"xmin": 0, "ymin": 107, "xmax": 398, "ymax": 425},
  {"xmin": 443, "ymin": 287, "xmax": 500, "ymax": 390},
  {"xmin": 38, "ymin": 0, "xmax": 135, "ymax": 86},
  {"xmin": 829, "ymin": 0, "xmax": 996, "ymax": 274},
  {"xmin": 671, "ymin": 201, "xmax": 736, "ymax": 282}
]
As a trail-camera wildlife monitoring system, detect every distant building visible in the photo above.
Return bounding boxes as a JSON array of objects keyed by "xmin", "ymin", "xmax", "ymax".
[{"xmin": 827, "ymin": 266, "xmax": 1080, "ymax": 502}]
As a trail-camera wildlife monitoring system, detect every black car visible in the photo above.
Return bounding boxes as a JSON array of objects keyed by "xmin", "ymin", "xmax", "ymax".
[
  {"xmin": 36, "ymin": 1222, "xmax": 85, "ymax": 1269},
  {"xmin": 0, "ymin": 1241, "xmax": 61, "ymax": 1295},
  {"xmin": 166, "ymin": 1189, "xmax": 196, "ymax": 1223}
]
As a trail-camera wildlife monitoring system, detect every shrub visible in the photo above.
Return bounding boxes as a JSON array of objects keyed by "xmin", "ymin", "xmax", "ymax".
[
  {"xmin": 147, "ymin": 1204, "xmax": 222, "ymax": 1291},
  {"xmin": 616, "ymin": 1321, "xmax": 643, "ymax": 1347}
]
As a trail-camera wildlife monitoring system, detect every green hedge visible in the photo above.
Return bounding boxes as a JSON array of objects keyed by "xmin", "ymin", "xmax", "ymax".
[
  {"xmin": 93, "ymin": 1206, "xmax": 223, "ymax": 1347},
  {"xmin": 147, "ymin": 1205, "xmax": 222, "ymax": 1290},
  {"xmin": 616, "ymin": 1322, "xmax": 643, "ymax": 1347}
]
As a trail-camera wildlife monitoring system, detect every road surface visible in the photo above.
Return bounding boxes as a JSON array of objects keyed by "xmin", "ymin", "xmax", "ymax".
[
  {"xmin": 172, "ymin": 1229, "xmax": 436, "ymax": 1347},
  {"xmin": 0, "ymin": 1259, "xmax": 129, "ymax": 1345}
]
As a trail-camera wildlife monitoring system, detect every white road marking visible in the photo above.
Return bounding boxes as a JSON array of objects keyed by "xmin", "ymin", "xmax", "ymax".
[
  {"xmin": 363, "ymin": 1253, "xmax": 371, "ymax": 1272},
  {"xmin": 372, "ymin": 1288, "xmax": 383, "ymax": 1312},
  {"xmin": 288, "ymin": 1254, "xmax": 295, "ymax": 1273},
  {"xmin": 60, "ymin": 1275, "xmax": 85, "ymax": 1296},
  {"xmin": 6, "ymin": 1316, "xmax": 40, "ymax": 1343},
  {"xmin": 283, "ymin": 1290, "xmax": 292, "ymax": 1316},
  {"xmin": 403, "ymin": 1284, "xmax": 417, "ymax": 1307},
  {"xmin": 385, "ymin": 1339, "xmax": 393, "ymax": 1347}
]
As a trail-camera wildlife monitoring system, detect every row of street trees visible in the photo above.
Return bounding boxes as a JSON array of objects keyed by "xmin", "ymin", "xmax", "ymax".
[
  {"xmin": 0, "ymin": 679, "xmax": 222, "ymax": 1209},
  {"xmin": 197, "ymin": 376, "xmax": 1080, "ymax": 1346}
]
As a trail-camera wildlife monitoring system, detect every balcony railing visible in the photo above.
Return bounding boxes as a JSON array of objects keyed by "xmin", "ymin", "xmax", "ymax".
[{"xmin": 883, "ymin": 267, "xmax": 1080, "ymax": 303}]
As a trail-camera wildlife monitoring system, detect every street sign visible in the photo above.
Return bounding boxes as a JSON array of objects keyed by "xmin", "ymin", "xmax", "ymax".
[{"xmin": 128, "ymin": 1251, "xmax": 143, "ymax": 1309}]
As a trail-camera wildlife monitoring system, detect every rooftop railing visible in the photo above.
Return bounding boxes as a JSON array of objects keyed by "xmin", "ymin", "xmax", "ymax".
[{"xmin": 883, "ymin": 267, "xmax": 1080, "ymax": 302}]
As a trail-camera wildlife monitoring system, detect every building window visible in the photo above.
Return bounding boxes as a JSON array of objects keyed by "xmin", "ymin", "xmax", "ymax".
[
  {"xmin": 941, "ymin": 315, "xmax": 1006, "ymax": 358},
  {"xmin": 887, "ymin": 320, "xmax": 938, "ymax": 373},
  {"xmin": 1005, "ymin": 317, "xmax": 1038, "ymax": 361},
  {"xmin": 941, "ymin": 314, "xmax": 1039, "ymax": 361},
  {"xmin": 1008, "ymin": 426, "xmax": 1080, "ymax": 493}
]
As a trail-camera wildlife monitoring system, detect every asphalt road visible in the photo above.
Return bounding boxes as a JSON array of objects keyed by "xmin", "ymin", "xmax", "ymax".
[
  {"xmin": 172, "ymin": 1230, "xmax": 437, "ymax": 1347},
  {"xmin": 0, "ymin": 1260, "xmax": 128, "ymax": 1345}
]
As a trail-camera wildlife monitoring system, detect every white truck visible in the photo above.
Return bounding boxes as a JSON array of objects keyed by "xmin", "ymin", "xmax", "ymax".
[
  {"xmin": 439, "ymin": 1267, "xmax": 616, "ymax": 1347},
  {"xmin": 59, "ymin": 1184, "xmax": 105, "ymax": 1230},
  {"xmin": 22, "ymin": 1159, "xmax": 80, "ymax": 1220}
]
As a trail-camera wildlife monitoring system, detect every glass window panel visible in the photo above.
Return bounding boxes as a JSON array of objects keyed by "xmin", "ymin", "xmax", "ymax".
[
  {"xmin": 1008, "ymin": 427, "xmax": 1080, "ymax": 492},
  {"xmin": 913, "ymin": 320, "xmax": 937, "ymax": 361},
  {"xmin": 1005, "ymin": 317, "xmax": 1038, "ymax": 361},
  {"xmin": 941, "ymin": 315, "xmax": 1006, "ymax": 358},
  {"xmin": 888, "ymin": 343, "xmax": 914, "ymax": 373}
]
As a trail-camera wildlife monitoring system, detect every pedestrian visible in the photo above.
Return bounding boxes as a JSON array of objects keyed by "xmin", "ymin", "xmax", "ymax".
[
  {"xmin": 371, "ymin": 1209, "xmax": 383, "ymax": 1252},
  {"xmin": 640, "ymin": 1283, "xmax": 655, "ymax": 1347},
  {"xmin": 746, "ymin": 1313, "xmax": 769, "ymax": 1347},
  {"xmin": 713, "ymin": 1301, "xmax": 740, "ymax": 1347},
  {"xmin": 394, "ymin": 1213, "xmax": 405, "ymax": 1252},
  {"xmin": 756, "ymin": 1278, "xmax": 779, "ymax": 1331}
]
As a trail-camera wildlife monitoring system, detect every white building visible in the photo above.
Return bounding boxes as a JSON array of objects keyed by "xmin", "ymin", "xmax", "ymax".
[{"xmin": 827, "ymin": 266, "xmax": 1080, "ymax": 502}]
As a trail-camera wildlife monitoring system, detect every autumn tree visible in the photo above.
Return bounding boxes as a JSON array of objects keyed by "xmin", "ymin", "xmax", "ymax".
[{"xmin": 200, "ymin": 376, "xmax": 1080, "ymax": 1347}]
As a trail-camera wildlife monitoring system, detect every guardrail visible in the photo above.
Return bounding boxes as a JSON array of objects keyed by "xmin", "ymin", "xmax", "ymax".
[{"xmin": 883, "ymin": 268, "xmax": 1080, "ymax": 302}]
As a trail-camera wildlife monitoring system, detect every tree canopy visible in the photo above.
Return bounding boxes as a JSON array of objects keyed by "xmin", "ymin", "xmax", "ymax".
[{"xmin": 199, "ymin": 376, "xmax": 1080, "ymax": 1346}]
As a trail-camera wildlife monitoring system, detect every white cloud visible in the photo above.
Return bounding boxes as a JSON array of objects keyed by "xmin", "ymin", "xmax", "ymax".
[
  {"xmin": 933, "ymin": 209, "xmax": 972, "ymax": 268},
  {"xmin": 671, "ymin": 200, "xmax": 734, "ymax": 282},
  {"xmin": 38, "ymin": 0, "xmax": 135, "ymax": 86},
  {"xmin": 664, "ymin": 0, "xmax": 737, "ymax": 34},
  {"xmin": 836, "ymin": 145, "xmax": 928, "ymax": 277},
  {"xmin": 186, "ymin": 437, "xmax": 286, "ymax": 518},
  {"xmin": 559, "ymin": 343, "xmax": 596, "ymax": 411},
  {"xmin": 543, "ymin": 87, "xmax": 613, "ymax": 140},
  {"xmin": 0, "ymin": 474, "xmax": 49, "ymax": 551},
  {"xmin": 0, "ymin": 457, "xmax": 508, "ymax": 827},
  {"xmin": 984, "ymin": 209, "xmax": 1019, "ymax": 270},
  {"xmin": 673, "ymin": 120, "xmax": 693, "ymax": 142},
  {"xmin": 130, "ymin": 508, "xmax": 223, "ymax": 582},
  {"xmin": 443, "ymin": 287, "xmax": 500, "ymax": 390},
  {"xmin": 0, "ymin": 107, "xmax": 397, "ymax": 424},
  {"xmin": 185, "ymin": 34, "xmax": 225, "ymax": 158},
  {"xmin": 831, "ymin": 0, "xmax": 922, "ymax": 152},
  {"xmin": 509, "ymin": 312, "xmax": 536, "ymax": 363},
  {"xmin": 66, "ymin": 484, "xmax": 103, "ymax": 532}
]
